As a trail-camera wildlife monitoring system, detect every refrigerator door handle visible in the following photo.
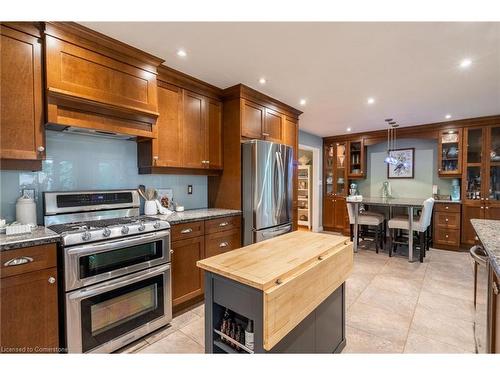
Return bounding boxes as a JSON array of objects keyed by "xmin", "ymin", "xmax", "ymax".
[{"xmin": 275, "ymin": 151, "xmax": 283, "ymax": 220}]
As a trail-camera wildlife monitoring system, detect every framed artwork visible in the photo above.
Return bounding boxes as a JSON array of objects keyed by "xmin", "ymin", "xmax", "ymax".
[{"xmin": 387, "ymin": 148, "xmax": 415, "ymax": 179}]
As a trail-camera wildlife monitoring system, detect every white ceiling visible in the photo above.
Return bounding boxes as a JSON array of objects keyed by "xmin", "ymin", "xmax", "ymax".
[{"xmin": 81, "ymin": 22, "xmax": 500, "ymax": 137}]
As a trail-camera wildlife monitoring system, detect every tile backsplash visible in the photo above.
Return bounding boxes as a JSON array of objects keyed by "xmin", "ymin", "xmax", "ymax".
[{"xmin": 0, "ymin": 131, "xmax": 208, "ymax": 224}]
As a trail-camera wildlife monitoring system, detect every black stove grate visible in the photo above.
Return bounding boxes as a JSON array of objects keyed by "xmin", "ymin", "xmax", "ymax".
[{"xmin": 48, "ymin": 216, "xmax": 159, "ymax": 234}]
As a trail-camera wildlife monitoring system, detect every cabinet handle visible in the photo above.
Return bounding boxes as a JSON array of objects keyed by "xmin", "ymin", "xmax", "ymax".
[
  {"xmin": 486, "ymin": 207, "xmax": 489, "ymax": 210},
  {"xmin": 170, "ymin": 249, "xmax": 174, "ymax": 254},
  {"xmin": 445, "ymin": 234, "xmax": 449, "ymax": 239},
  {"xmin": 48, "ymin": 276, "xmax": 56, "ymax": 284},
  {"xmin": 445, "ymin": 218, "xmax": 449, "ymax": 222},
  {"xmin": 37, "ymin": 146, "xmax": 45, "ymax": 153},
  {"xmin": 262, "ymin": 132, "xmax": 270, "ymax": 137},
  {"xmin": 180, "ymin": 228, "xmax": 193, "ymax": 234},
  {"xmin": 153, "ymin": 156, "xmax": 159, "ymax": 165},
  {"xmin": 481, "ymin": 206, "xmax": 484, "ymax": 209},
  {"xmin": 275, "ymin": 279, "xmax": 283, "ymax": 285},
  {"xmin": 318, "ymin": 255, "xmax": 324, "ymax": 261},
  {"xmin": 3, "ymin": 256, "xmax": 33, "ymax": 267},
  {"xmin": 492, "ymin": 281, "xmax": 499, "ymax": 295},
  {"xmin": 219, "ymin": 222, "xmax": 229, "ymax": 227},
  {"xmin": 219, "ymin": 242, "xmax": 229, "ymax": 248},
  {"xmin": 486, "ymin": 198, "xmax": 489, "ymax": 201},
  {"xmin": 445, "ymin": 206, "xmax": 449, "ymax": 210},
  {"xmin": 360, "ymin": 171, "xmax": 363, "ymax": 174}
]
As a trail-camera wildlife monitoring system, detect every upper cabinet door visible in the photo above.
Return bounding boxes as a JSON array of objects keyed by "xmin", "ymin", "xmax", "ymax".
[
  {"xmin": 154, "ymin": 82, "xmax": 183, "ymax": 167},
  {"xmin": 1, "ymin": 25, "xmax": 44, "ymax": 161},
  {"xmin": 182, "ymin": 90, "xmax": 206, "ymax": 169},
  {"xmin": 486, "ymin": 126, "xmax": 500, "ymax": 207},
  {"xmin": 283, "ymin": 117, "xmax": 298, "ymax": 150},
  {"xmin": 207, "ymin": 99, "xmax": 223, "ymax": 169},
  {"xmin": 462, "ymin": 127, "xmax": 484, "ymax": 203},
  {"xmin": 263, "ymin": 108, "xmax": 283, "ymax": 143},
  {"xmin": 438, "ymin": 128, "xmax": 462, "ymax": 177},
  {"xmin": 347, "ymin": 139, "xmax": 365, "ymax": 179},
  {"xmin": 241, "ymin": 100, "xmax": 264, "ymax": 139}
]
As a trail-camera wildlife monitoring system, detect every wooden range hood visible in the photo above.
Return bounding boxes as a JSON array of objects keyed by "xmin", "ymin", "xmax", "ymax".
[{"xmin": 43, "ymin": 22, "xmax": 164, "ymax": 139}]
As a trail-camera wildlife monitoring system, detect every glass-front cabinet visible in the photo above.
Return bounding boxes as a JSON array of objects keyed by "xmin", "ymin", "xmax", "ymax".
[
  {"xmin": 347, "ymin": 139, "xmax": 366, "ymax": 179},
  {"xmin": 463, "ymin": 127, "xmax": 484, "ymax": 202},
  {"xmin": 488, "ymin": 126, "xmax": 500, "ymax": 204},
  {"xmin": 438, "ymin": 128, "xmax": 462, "ymax": 177}
]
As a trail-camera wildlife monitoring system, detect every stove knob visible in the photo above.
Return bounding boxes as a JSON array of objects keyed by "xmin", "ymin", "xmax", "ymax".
[
  {"xmin": 121, "ymin": 226, "xmax": 129, "ymax": 235},
  {"xmin": 103, "ymin": 228, "xmax": 111, "ymax": 237},
  {"xmin": 138, "ymin": 221, "xmax": 146, "ymax": 232},
  {"xmin": 81, "ymin": 230, "xmax": 92, "ymax": 241},
  {"xmin": 153, "ymin": 221, "xmax": 161, "ymax": 229}
]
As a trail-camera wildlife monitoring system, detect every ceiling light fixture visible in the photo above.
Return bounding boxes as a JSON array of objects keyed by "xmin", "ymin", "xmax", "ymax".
[
  {"xmin": 445, "ymin": 114, "xmax": 452, "ymax": 119},
  {"xmin": 299, "ymin": 99, "xmax": 307, "ymax": 106},
  {"xmin": 367, "ymin": 97, "xmax": 375, "ymax": 105},
  {"xmin": 384, "ymin": 119, "xmax": 400, "ymax": 166},
  {"xmin": 176, "ymin": 49, "xmax": 187, "ymax": 57},
  {"xmin": 259, "ymin": 77, "xmax": 266, "ymax": 85},
  {"xmin": 346, "ymin": 127, "xmax": 352, "ymax": 132},
  {"xmin": 459, "ymin": 58, "xmax": 472, "ymax": 69}
]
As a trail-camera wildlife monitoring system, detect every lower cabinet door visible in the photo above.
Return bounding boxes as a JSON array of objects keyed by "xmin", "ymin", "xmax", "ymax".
[
  {"xmin": 0, "ymin": 267, "xmax": 58, "ymax": 352},
  {"xmin": 461, "ymin": 205, "xmax": 483, "ymax": 245},
  {"xmin": 171, "ymin": 236, "xmax": 205, "ymax": 307},
  {"xmin": 323, "ymin": 197, "xmax": 335, "ymax": 229}
]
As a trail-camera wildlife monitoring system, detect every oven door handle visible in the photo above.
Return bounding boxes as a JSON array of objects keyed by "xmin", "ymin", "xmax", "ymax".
[
  {"xmin": 68, "ymin": 263, "xmax": 171, "ymax": 300},
  {"xmin": 66, "ymin": 230, "xmax": 170, "ymax": 256}
]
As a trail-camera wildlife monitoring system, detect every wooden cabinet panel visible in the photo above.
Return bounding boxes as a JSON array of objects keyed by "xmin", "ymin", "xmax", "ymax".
[
  {"xmin": 171, "ymin": 236, "xmax": 205, "ymax": 307},
  {"xmin": 434, "ymin": 228, "xmax": 460, "ymax": 247},
  {"xmin": 207, "ymin": 99, "xmax": 223, "ymax": 169},
  {"xmin": 323, "ymin": 198, "xmax": 335, "ymax": 229},
  {"xmin": 264, "ymin": 108, "xmax": 283, "ymax": 142},
  {"xmin": 434, "ymin": 202, "xmax": 461, "ymax": 213},
  {"xmin": 242, "ymin": 100, "xmax": 265, "ymax": 139},
  {"xmin": 485, "ymin": 206, "xmax": 500, "ymax": 220},
  {"xmin": 283, "ymin": 117, "xmax": 298, "ymax": 149},
  {"xmin": 0, "ymin": 267, "xmax": 58, "ymax": 353},
  {"xmin": 205, "ymin": 229, "xmax": 241, "ymax": 258},
  {"xmin": 171, "ymin": 220, "xmax": 205, "ymax": 240},
  {"xmin": 462, "ymin": 204, "xmax": 483, "ymax": 245},
  {"xmin": 205, "ymin": 216, "xmax": 241, "ymax": 234},
  {"xmin": 0, "ymin": 244, "xmax": 57, "ymax": 279},
  {"xmin": 0, "ymin": 25, "xmax": 44, "ymax": 162},
  {"xmin": 153, "ymin": 82, "xmax": 183, "ymax": 167},
  {"xmin": 434, "ymin": 211, "xmax": 460, "ymax": 229},
  {"xmin": 45, "ymin": 35, "xmax": 158, "ymax": 115},
  {"xmin": 333, "ymin": 198, "xmax": 348, "ymax": 232},
  {"xmin": 182, "ymin": 90, "xmax": 206, "ymax": 169}
]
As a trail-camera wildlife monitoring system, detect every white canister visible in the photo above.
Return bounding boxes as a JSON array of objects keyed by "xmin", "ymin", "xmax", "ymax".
[
  {"xmin": 16, "ymin": 195, "xmax": 37, "ymax": 226},
  {"xmin": 144, "ymin": 200, "xmax": 157, "ymax": 215}
]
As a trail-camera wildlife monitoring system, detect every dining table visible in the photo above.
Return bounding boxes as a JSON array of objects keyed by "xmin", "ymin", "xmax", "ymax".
[{"xmin": 347, "ymin": 197, "xmax": 426, "ymax": 262}]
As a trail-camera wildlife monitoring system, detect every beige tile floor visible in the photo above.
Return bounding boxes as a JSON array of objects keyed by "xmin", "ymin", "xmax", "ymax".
[{"xmin": 119, "ymin": 247, "xmax": 476, "ymax": 354}]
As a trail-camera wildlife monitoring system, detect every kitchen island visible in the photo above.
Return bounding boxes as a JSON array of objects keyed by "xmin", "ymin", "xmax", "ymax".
[{"xmin": 197, "ymin": 231, "xmax": 353, "ymax": 353}]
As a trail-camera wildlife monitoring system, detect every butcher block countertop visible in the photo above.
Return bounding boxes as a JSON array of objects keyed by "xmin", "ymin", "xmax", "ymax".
[{"xmin": 197, "ymin": 231, "xmax": 353, "ymax": 291}]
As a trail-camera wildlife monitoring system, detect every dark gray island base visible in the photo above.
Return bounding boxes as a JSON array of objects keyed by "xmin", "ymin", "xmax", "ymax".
[{"xmin": 204, "ymin": 272, "xmax": 346, "ymax": 354}]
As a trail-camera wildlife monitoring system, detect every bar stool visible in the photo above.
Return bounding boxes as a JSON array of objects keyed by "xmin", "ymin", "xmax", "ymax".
[
  {"xmin": 387, "ymin": 198, "xmax": 435, "ymax": 262},
  {"xmin": 347, "ymin": 203, "xmax": 386, "ymax": 253}
]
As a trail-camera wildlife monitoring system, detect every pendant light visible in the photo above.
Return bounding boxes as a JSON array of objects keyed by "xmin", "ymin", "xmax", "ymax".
[{"xmin": 384, "ymin": 119, "xmax": 399, "ymax": 165}]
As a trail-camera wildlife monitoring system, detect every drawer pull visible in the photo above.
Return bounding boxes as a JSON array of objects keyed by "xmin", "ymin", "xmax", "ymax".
[
  {"xmin": 48, "ymin": 276, "xmax": 56, "ymax": 284},
  {"xmin": 445, "ymin": 234, "xmax": 449, "ymax": 239},
  {"xmin": 318, "ymin": 255, "xmax": 324, "ymax": 261},
  {"xmin": 445, "ymin": 206, "xmax": 449, "ymax": 210},
  {"xmin": 275, "ymin": 279, "xmax": 283, "ymax": 285},
  {"xmin": 445, "ymin": 218, "xmax": 449, "ymax": 222},
  {"xmin": 180, "ymin": 228, "xmax": 193, "ymax": 234},
  {"xmin": 219, "ymin": 222, "xmax": 229, "ymax": 227},
  {"xmin": 262, "ymin": 132, "xmax": 270, "ymax": 137},
  {"xmin": 493, "ymin": 281, "xmax": 499, "ymax": 295},
  {"xmin": 3, "ymin": 256, "xmax": 33, "ymax": 267},
  {"xmin": 219, "ymin": 242, "xmax": 229, "ymax": 248}
]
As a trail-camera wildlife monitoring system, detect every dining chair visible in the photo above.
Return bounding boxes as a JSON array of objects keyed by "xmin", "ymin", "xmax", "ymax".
[
  {"xmin": 347, "ymin": 203, "xmax": 386, "ymax": 253},
  {"xmin": 387, "ymin": 198, "xmax": 435, "ymax": 262}
]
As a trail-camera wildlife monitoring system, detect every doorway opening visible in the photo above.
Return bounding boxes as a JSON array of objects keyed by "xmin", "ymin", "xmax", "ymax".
[{"xmin": 298, "ymin": 144, "xmax": 321, "ymax": 232}]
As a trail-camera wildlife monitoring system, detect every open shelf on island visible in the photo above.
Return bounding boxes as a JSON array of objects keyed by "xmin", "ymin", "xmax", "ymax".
[{"xmin": 213, "ymin": 329, "xmax": 254, "ymax": 354}]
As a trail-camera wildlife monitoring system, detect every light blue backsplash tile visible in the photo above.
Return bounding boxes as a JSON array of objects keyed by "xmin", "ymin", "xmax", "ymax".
[{"xmin": 0, "ymin": 131, "xmax": 207, "ymax": 224}]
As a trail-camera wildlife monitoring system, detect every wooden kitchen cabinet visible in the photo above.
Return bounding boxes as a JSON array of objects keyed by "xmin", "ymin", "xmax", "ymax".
[
  {"xmin": 438, "ymin": 128, "xmax": 462, "ymax": 177},
  {"xmin": 433, "ymin": 202, "xmax": 461, "ymax": 250},
  {"xmin": 242, "ymin": 100, "xmax": 265, "ymax": 139},
  {"xmin": 0, "ymin": 244, "xmax": 59, "ymax": 353},
  {"xmin": 182, "ymin": 90, "xmax": 207, "ymax": 169},
  {"xmin": 263, "ymin": 108, "xmax": 284, "ymax": 143},
  {"xmin": 0, "ymin": 23, "xmax": 44, "ymax": 170},
  {"xmin": 207, "ymin": 98, "xmax": 223, "ymax": 170},
  {"xmin": 171, "ymin": 235, "xmax": 206, "ymax": 307},
  {"xmin": 171, "ymin": 216, "xmax": 241, "ymax": 310},
  {"xmin": 347, "ymin": 139, "xmax": 366, "ymax": 179},
  {"xmin": 461, "ymin": 125, "xmax": 500, "ymax": 245}
]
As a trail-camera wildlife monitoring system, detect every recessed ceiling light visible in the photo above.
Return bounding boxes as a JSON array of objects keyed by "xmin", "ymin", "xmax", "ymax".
[
  {"xmin": 367, "ymin": 97, "xmax": 375, "ymax": 105},
  {"xmin": 176, "ymin": 49, "xmax": 187, "ymax": 57},
  {"xmin": 459, "ymin": 58, "xmax": 472, "ymax": 69},
  {"xmin": 346, "ymin": 127, "xmax": 352, "ymax": 132},
  {"xmin": 445, "ymin": 114, "xmax": 452, "ymax": 119},
  {"xmin": 259, "ymin": 77, "xmax": 266, "ymax": 85},
  {"xmin": 299, "ymin": 99, "xmax": 307, "ymax": 106}
]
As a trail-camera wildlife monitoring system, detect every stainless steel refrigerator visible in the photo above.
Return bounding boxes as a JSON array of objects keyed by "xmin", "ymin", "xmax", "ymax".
[{"xmin": 242, "ymin": 140, "xmax": 293, "ymax": 245}]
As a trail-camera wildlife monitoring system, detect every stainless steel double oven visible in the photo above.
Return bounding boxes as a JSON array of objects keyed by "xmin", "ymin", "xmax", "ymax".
[
  {"xmin": 64, "ymin": 230, "xmax": 172, "ymax": 353},
  {"xmin": 44, "ymin": 190, "xmax": 172, "ymax": 353}
]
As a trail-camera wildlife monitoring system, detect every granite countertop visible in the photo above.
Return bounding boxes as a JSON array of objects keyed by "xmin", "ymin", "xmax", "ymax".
[
  {"xmin": 151, "ymin": 208, "xmax": 242, "ymax": 225},
  {"xmin": 0, "ymin": 227, "xmax": 60, "ymax": 251},
  {"xmin": 471, "ymin": 219, "xmax": 500, "ymax": 276}
]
